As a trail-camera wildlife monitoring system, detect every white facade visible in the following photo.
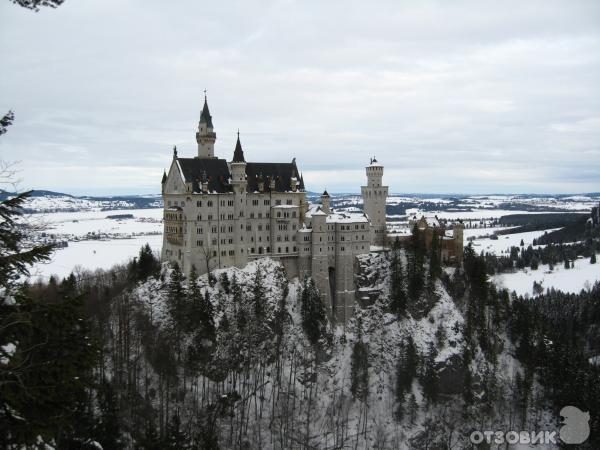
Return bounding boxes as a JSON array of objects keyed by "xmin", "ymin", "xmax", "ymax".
[{"xmin": 161, "ymin": 99, "xmax": 387, "ymax": 323}]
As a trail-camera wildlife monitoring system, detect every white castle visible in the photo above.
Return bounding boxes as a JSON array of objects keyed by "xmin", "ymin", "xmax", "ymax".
[{"xmin": 161, "ymin": 96, "xmax": 388, "ymax": 323}]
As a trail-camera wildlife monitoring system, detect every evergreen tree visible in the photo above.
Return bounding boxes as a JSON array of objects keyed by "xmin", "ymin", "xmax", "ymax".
[
  {"xmin": 167, "ymin": 263, "xmax": 186, "ymax": 329},
  {"xmin": 219, "ymin": 271, "xmax": 230, "ymax": 294},
  {"xmin": 164, "ymin": 414, "xmax": 190, "ymax": 449},
  {"xmin": 591, "ymin": 253, "xmax": 597, "ymax": 264},
  {"xmin": 252, "ymin": 265, "xmax": 265, "ymax": 318},
  {"xmin": 350, "ymin": 317, "xmax": 369, "ymax": 401},
  {"xmin": 389, "ymin": 240, "xmax": 407, "ymax": 315},
  {"xmin": 420, "ymin": 342, "xmax": 439, "ymax": 404},
  {"xmin": 137, "ymin": 243, "xmax": 160, "ymax": 281},
  {"xmin": 300, "ymin": 277, "xmax": 327, "ymax": 346},
  {"xmin": 0, "ymin": 191, "xmax": 54, "ymax": 288},
  {"xmin": 564, "ymin": 259, "xmax": 570, "ymax": 270},
  {"xmin": 407, "ymin": 224, "xmax": 425, "ymax": 300},
  {"xmin": 231, "ymin": 274, "xmax": 246, "ymax": 330},
  {"xmin": 396, "ymin": 336, "xmax": 418, "ymax": 402}
]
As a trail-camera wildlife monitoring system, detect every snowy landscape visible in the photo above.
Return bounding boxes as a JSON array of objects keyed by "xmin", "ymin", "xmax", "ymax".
[{"xmin": 29, "ymin": 192, "xmax": 600, "ymax": 297}]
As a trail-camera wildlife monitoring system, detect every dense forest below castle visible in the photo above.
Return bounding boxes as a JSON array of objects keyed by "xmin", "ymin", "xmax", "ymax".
[{"xmin": 2, "ymin": 191, "xmax": 599, "ymax": 449}]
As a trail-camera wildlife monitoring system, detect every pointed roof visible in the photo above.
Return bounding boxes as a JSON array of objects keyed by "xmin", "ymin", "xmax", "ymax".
[
  {"xmin": 322, "ymin": 189, "xmax": 330, "ymax": 197},
  {"xmin": 232, "ymin": 131, "xmax": 245, "ymax": 163},
  {"xmin": 161, "ymin": 170, "xmax": 167, "ymax": 184},
  {"xmin": 199, "ymin": 95, "xmax": 214, "ymax": 128}
]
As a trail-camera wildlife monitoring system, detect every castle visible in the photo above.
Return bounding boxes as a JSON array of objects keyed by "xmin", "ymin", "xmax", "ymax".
[{"xmin": 161, "ymin": 96, "xmax": 461, "ymax": 322}]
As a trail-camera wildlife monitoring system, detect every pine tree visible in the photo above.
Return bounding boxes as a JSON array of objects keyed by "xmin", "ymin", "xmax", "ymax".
[
  {"xmin": 0, "ymin": 191, "xmax": 54, "ymax": 288},
  {"xmin": 137, "ymin": 243, "xmax": 160, "ymax": 281},
  {"xmin": 164, "ymin": 414, "xmax": 189, "ymax": 449},
  {"xmin": 389, "ymin": 240, "xmax": 407, "ymax": 316},
  {"xmin": 407, "ymin": 224, "xmax": 425, "ymax": 300},
  {"xmin": 252, "ymin": 265, "xmax": 265, "ymax": 318},
  {"xmin": 231, "ymin": 274, "xmax": 246, "ymax": 330},
  {"xmin": 591, "ymin": 253, "xmax": 597, "ymax": 264},
  {"xmin": 167, "ymin": 263, "xmax": 186, "ymax": 328},
  {"xmin": 564, "ymin": 259, "xmax": 570, "ymax": 270},
  {"xmin": 350, "ymin": 317, "xmax": 369, "ymax": 401},
  {"xmin": 396, "ymin": 336, "xmax": 417, "ymax": 407},
  {"xmin": 300, "ymin": 277, "xmax": 327, "ymax": 346},
  {"xmin": 219, "ymin": 271, "xmax": 230, "ymax": 294},
  {"xmin": 420, "ymin": 342, "xmax": 439, "ymax": 404}
]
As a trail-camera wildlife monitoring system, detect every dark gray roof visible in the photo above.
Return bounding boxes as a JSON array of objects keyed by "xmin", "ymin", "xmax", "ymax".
[
  {"xmin": 246, "ymin": 161, "xmax": 304, "ymax": 192},
  {"xmin": 199, "ymin": 97, "xmax": 213, "ymax": 128},
  {"xmin": 176, "ymin": 157, "xmax": 305, "ymax": 194},
  {"xmin": 232, "ymin": 135, "xmax": 245, "ymax": 162},
  {"xmin": 322, "ymin": 190, "xmax": 329, "ymax": 197},
  {"xmin": 177, "ymin": 158, "xmax": 232, "ymax": 193}
]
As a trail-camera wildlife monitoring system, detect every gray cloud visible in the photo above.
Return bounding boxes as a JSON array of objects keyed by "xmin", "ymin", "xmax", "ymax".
[{"xmin": 0, "ymin": 0, "xmax": 599, "ymax": 195}]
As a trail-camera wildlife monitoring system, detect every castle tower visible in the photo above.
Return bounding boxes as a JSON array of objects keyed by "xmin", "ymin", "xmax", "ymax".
[
  {"xmin": 321, "ymin": 190, "xmax": 331, "ymax": 214},
  {"xmin": 230, "ymin": 132, "xmax": 248, "ymax": 268},
  {"xmin": 310, "ymin": 208, "xmax": 331, "ymax": 315},
  {"xmin": 361, "ymin": 157, "xmax": 389, "ymax": 246},
  {"xmin": 196, "ymin": 94, "xmax": 216, "ymax": 158}
]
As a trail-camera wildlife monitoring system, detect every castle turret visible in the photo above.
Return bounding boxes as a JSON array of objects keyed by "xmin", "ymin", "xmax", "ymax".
[
  {"xmin": 361, "ymin": 157, "xmax": 388, "ymax": 246},
  {"xmin": 230, "ymin": 132, "xmax": 248, "ymax": 268},
  {"xmin": 321, "ymin": 190, "xmax": 331, "ymax": 214},
  {"xmin": 196, "ymin": 95, "xmax": 216, "ymax": 158}
]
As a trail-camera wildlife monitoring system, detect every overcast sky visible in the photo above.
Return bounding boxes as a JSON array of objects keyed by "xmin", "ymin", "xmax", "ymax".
[{"xmin": 1, "ymin": 0, "xmax": 599, "ymax": 195}]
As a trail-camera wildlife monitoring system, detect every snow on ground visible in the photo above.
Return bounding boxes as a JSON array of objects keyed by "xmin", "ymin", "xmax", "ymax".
[
  {"xmin": 493, "ymin": 257, "xmax": 600, "ymax": 297},
  {"xmin": 32, "ymin": 208, "xmax": 163, "ymax": 233},
  {"xmin": 30, "ymin": 234, "xmax": 163, "ymax": 281},
  {"xmin": 470, "ymin": 228, "xmax": 561, "ymax": 256}
]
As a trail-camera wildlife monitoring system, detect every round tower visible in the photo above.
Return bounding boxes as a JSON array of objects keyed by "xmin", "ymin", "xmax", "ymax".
[
  {"xmin": 230, "ymin": 132, "xmax": 248, "ymax": 268},
  {"xmin": 196, "ymin": 94, "xmax": 216, "ymax": 158},
  {"xmin": 361, "ymin": 157, "xmax": 389, "ymax": 246}
]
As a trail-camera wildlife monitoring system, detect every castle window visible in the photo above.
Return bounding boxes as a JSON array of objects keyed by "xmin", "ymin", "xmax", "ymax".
[
  {"xmin": 293, "ymin": 246, "xmax": 297, "ymax": 251},
  {"xmin": 264, "ymin": 199, "xmax": 270, "ymax": 205},
  {"xmin": 277, "ymin": 236, "xmax": 281, "ymax": 242},
  {"xmin": 228, "ymin": 225, "xmax": 233, "ymax": 232},
  {"xmin": 266, "ymin": 224, "xmax": 270, "ymax": 230},
  {"xmin": 277, "ymin": 247, "xmax": 281, "ymax": 253},
  {"xmin": 220, "ymin": 200, "xmax": 225, "ymax": 206},
  {"xmin": 197, "ymin": 240, "xmax": 203, "ymax": 246},
  {"xmin": 292, "ymin": 211, "xmax": 296, "ymax": 218},
  {"xmin": 168, "ymin": 200, "xmax": 172, "ymax": 206},
  {"xmin": 228, "ymin": 214, "xmax": 234, "ymax": 220},
  {"xmin": 285, "ymin": 246, "xmax": 289, "ymax": 252},
  {"xmin": 221, "ymin": 214, "xmax": 225, "ymax": 220},
  {"xmin": 212, "ymin": 238, "xmax": 217, "ymax": 245},
  {"xmin": 211, "ymin": 226, "xmax": 217, "ymax": 233},
  {"xmin": 197, "ymin": 201, "xmax": 202, "ymax": 207},
  {"xmin": 221, "ymin": 226, "xmax": 226, "ymax": 233},
  {"xmin": 250, "ymin": 213, "xmax": 255, "ymax": 219},
  {"xmin": 208, "ymin": 201, "xmax": 213, "ymax": 207},
  {"xmin": 276, "ymin": 200, "xmax": 282, "ymax": 205},
  {"xmin": 213, "ymin": 250, "xmax": 217, "ymax": 257},
  {"xmin": 266, "ymin": 213, "xmax": 270, "ymax": 218},
  {"xmin": 208, "ymin": 214, "xmax": 213, "ymax": 220},
  {"xmin": 246, "ymin": 225, "xmax": 252, "ymax": 231},
  {"xmin": 286, "ymin": 199, "xmax": 292, "ymax": 205},
  {"xmin": 258, "ymin": 213, "xmax": 262, "ymax": 219},
  {"xmin": 277, "ymin": 212, "xmax": 281, "ymax": 218},
  {"xmin": 252, "ymin": 199, "xmax": 259, "ymax": 206},
  {"xmin": 258, "ymin": 225, "xmax": 263, "ymax": 231},
  {"xmin": 341, "ymin": 247, "xmax": 345, "ymax": 251},
  {"xmin": 267, "ymin": 246, "xmax": 271, "ymax": 252},
  {"xmin": 221, "ymin": 250, "xmax": 226, "ymax": 256},
  {"xmin": 228, "ymin": 200, "xmax": 234, "ymax": 206},
  {"xmin": 197, "ymin": 215, "xmax": 202, "ymax": 221},
  {"xmin": 197, "ymin": 227, "xmax": 203, "ymax": 234},
  {"xmin": 284, "ymin": 236, "xmax": 289, "ymax": 241},
  {"xmin": 228, "ymin": 238, "xmax": 233, "ymax": 244}
]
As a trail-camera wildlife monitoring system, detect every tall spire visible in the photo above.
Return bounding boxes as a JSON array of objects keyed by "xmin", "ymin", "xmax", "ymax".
[
  {"xmin": 232, "ymin": 130, "xmax": 245, "ymax": 163},
  {"xmin": 199, "ymin": 93, "xmax": 213, "ymax": 128}
]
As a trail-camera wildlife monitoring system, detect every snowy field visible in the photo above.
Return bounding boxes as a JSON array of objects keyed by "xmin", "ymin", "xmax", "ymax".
[
  {"xmin": 493, "ymin": 257, "xmax": 600, "ymax": 297},
  {"xmin": 30, "ymin": 234, "xmax": 163, "ymax": 281},
  {"xmin": 469, "ymin": 228, "xmax": 561, "ymax": 256},
  {"xmin": 35, "ymin": 208, "xmax": 163, "ymax": 237}
]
